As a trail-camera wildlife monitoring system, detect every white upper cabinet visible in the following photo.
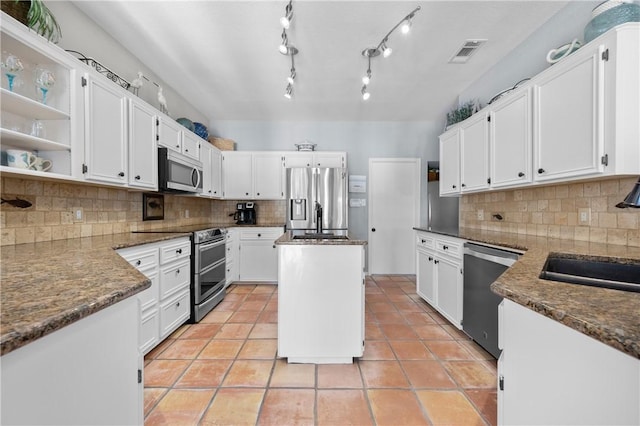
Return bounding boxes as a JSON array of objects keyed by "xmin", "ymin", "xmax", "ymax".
[
  {"xmin": 222, "ymin": 152, "xmax": 253, "ymax": 199},
  {"xmin": 283, "ymin": 152, "xmax": 346, "ymax": 168},
  {"xmin": 533, "ymin": 45, "xmax": 604, "ymax": 182},
  {"xmin": 181, "ymin": 129, "xmax": 201, "ymax": 161},
  {"xmin": 199, "ymin": 141, "xmax": 222, "ymax": 199},
  {"xmin": 440, "ymin": 23, "xmax": 639, "ymax": 194},
  {"xmin": 253, "ymin": 153, "xmax": 284, "ymax": 199},
  {"xmin": 82, "ymin": 74, "xmax": 127, "ymax": 184},
  {"xmin": 439, "ymin": 130, "xmax": 461, "ymax": 196},
  {"xmin": 128, "ymin": 98, "xmax": 157, "ymax": 189},
  {"xmin": 222, "ymin": 152, "xmax": 284, "ymax": 200},
  {"xmin": 460, "ymin": 112, "xmax": 490, "ymax": 192},
  {"xmin": 157, "ymin": 117, "xmax": 183, "ymax": 154},
  {"xmin": 490, "ymin": 89, "xmax": 532, "ymax": 188}
]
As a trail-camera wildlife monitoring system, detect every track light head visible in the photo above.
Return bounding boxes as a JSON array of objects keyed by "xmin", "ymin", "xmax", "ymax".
[
  {"xmin": 401, "ymin": 19, "xmax": 412, "ymax": 34},
  {"xmin": 284, "ymin": 83, "xmax": 293, "ymax": 99},
  {"xmin": 288, "ymin": 68, "xmax": 296, "ymax": 84},
  {"xmin": 281, "ymin": 1, "xmax": 293, "ymax": 28},
  {"xmin": 361, "ymin": 85, "xmax": 370, "ymax": 101},
  {"xmin": 279, "ymin": 30, "xmax": 289, "ymax": 54},
  {"xmin": 362, "ymin": 69, "xmax": 371, "ymax": 85},
  {"xmin": 381, "ymin": 42, "xmax": 392, "ymax": 58}
]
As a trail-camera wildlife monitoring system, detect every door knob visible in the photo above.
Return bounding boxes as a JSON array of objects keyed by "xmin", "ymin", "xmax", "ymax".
[{"xmin": 371, "ymin": 228, "xmax": 376, "ymax": 232}]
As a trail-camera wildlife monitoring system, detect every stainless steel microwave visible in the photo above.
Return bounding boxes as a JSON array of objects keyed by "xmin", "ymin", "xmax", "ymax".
[{"xmin": 158, "ymin": 147, "xmax": 203, "ymax": 193}]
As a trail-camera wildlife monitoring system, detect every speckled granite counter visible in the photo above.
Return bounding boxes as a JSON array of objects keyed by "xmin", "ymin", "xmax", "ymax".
[
  {"xmin": 414, "ymin": 227, "xmax": 640, "ymax": 359},
  {"xmin": 275, "ymin": 232, "xmax": 367, "ymax": 246},
  {"xmin": 0, "ymin": 232, "xmax": 190, "ymax": 356}
]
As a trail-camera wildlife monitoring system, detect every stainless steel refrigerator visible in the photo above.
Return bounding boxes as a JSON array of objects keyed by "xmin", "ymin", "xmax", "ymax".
[{"xmin": 286, "ymin": 167, "xmax": 348, "ymax": 234}]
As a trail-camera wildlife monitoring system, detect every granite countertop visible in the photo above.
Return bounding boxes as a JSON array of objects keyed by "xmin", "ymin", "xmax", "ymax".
[
  {"xmin": 276, "ymin": 232, "xmax": 368, "ymax": 246},
  {"xmin": 414, "ymin": 226, "xmax": 640, "ymax": 359},
  {"xmin": 0, "ymin": 232, "xmax": 190, "ymax": 356}
]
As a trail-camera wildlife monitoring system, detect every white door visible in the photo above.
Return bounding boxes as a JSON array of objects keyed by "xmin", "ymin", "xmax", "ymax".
[{"xmin": 368, "ymin": 158, "xmax": 420, "ymax": 274}]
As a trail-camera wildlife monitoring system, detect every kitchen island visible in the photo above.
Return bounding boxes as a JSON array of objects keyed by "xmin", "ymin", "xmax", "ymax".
[{"xmin": 275, "ymin": 232, "xmax": 367, "ymax": 364}]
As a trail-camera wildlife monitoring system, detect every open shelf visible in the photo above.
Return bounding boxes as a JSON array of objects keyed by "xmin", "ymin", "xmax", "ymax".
[
  {"xmin": 0, "ymin": 128, "xmax": 71, "ymax": 151},
  {"xmin": 0, "ymin": 165, "xmax": 78, "ymax": 182},
  {"xmin": 1, "ymin": 88, "xmax": 70, "ymax": 120}
]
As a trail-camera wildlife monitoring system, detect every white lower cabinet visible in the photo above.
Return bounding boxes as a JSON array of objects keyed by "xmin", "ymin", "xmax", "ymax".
[
  {"xmin": 1, "ymin": 297, "xmax": 142, "ymax": 425},
  {"xmin": 117, "ymin": 236, "xmax": 191, "ymax": 355},
  {"xmin": 238, "ymin": 227, "xmax": 283, "ymax": 282},
  {"xmin": 415, "ymin": 231, "xmax": 464, "ymax": 328},
  {"xmin": 498, "ymin": 299, "xmax": 640, "ymax": 425}
]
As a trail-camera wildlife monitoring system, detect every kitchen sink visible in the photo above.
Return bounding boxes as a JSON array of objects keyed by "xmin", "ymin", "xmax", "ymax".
[
  {"xmin": 292, "ymin": 233, "xmax": 349, "ymax": 240},
  {"xmin": 539, "ymin": 254, "xmax": 640, "ymax": 293}
]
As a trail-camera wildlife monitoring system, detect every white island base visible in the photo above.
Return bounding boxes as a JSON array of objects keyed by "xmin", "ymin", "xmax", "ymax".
[{"xmin": 277, "ymin": 240, "xmax": 365, "ymax": 364}]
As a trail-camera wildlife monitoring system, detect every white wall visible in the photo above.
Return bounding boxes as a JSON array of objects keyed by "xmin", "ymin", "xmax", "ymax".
[
  {"xmin": 46, "ymin": 2, "xmax": 207, "ymax": 124},
  {"xmin": 459, "ymin": 0, "xmax": 599, "ymax": 105},
  {"xmin": 209, "ymin": 120, "xmax": 441, "ymax": 240}
]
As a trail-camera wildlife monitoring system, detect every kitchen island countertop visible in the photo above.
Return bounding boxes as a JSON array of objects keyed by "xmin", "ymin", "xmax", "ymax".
[
  {"xmin": 414, "ymin": 226, "xmax": 640, "ymax": 359},
  {"xmin": 275, "ymin": 232, "xmax": 367, "ymax": 246},
  {"xmin": 0, "ymin": 232, "xmax": 190, "ymax": 356}
]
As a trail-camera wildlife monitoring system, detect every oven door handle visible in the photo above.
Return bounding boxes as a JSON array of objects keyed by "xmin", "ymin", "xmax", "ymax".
[
  {"xmin": 199, "ymin": 258, "xmax": 226, "ymax": 276},
  {"xmin": 199, "ymin": 238, "xmax": 226, "ymax": 250}
]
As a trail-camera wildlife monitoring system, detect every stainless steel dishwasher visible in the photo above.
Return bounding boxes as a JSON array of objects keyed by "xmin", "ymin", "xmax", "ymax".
[{"xmin": 463, "ymin": 242, "xmax": 523, "ymax": 359}]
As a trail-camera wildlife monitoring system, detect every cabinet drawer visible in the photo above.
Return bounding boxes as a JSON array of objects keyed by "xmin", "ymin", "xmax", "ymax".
[
  {"xmin": 160, "ymin": 290, "xmax": 190, "ymax": 339},
  {"xmin": 140, "ymin": 308, "xmax": 159, "ymax": 355},
  {"xmin": 119, "ymin": 246, "xmax": 159, "ymax": 271},
  {"xmin": 416, "ymin": 233, "xmax": 435, "ymax": 249},
  {"xmin": 137, "ymin": 270, "xmax": 159, "ymax": 311},
  {"xmin": 160, "ymin": 238, "xmax": 191, "ymax": 264},
  {"xmin": 436, "ymin": 238, "xmax": 462, "ymax": 258},
  {"xmin": 160, "ymin": 259, "xmax": 190, "ymax": 300},
  {"xmin": 239, "ymin": 229, "xmax": 283, "ymax": 240}
]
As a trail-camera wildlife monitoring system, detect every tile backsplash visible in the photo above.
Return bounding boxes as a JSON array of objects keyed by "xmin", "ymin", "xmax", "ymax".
[
  {"xmin": 460, "ymin": 176, "xmax": 640, "ymax": 247},
  {"xmin": 0, "ymin": 177, "xmax": 286, "ymax": 246}
]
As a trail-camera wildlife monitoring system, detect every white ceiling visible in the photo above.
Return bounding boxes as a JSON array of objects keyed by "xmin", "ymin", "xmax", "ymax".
[{"xmin": 73, "ymin": 1, "xmax": 569, "ymax": 122}]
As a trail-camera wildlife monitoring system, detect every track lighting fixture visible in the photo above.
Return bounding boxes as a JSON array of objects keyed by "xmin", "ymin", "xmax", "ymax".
[
  {"xmin": 360, "ymin": 5, "xmax": 420, "ymax": 98},
  {"xmin": 279, "ymin": 1, "xmax": 299, "ymax": 99},
  {"xmin": 280, "ymin": 0, "xmax": 293, "ymax": 29}
]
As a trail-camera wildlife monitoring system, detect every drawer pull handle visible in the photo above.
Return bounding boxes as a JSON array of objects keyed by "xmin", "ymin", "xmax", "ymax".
[
  {"xmin": 136, "ymin": 260, "xmax": 141, "ymax": 266},
  {"xmin": 442, "ymin": 245, "xmax": 448, "ymax": 250},
  {"xmin": 176, "ymin": 248, "xmax": 182, "ymax": 254},
  {"xmin": 421, "ymin": 239, "xmax": 425, "ymax": 243},
  {"xmin": 176, "ymin": 302, "xmax": 180, "ymax": 307}
]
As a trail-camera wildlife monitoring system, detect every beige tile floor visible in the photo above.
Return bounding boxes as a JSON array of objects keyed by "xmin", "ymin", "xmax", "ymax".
[{"xmin": 144, "ymin": 275, "xmax": 497, "ymax": 425}]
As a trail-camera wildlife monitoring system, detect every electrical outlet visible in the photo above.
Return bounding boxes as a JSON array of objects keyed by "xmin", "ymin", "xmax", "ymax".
[
  {"xmin": 73, "ymin": 208, "xmax": 83, "ymax": 223},
  {"xmin": 477, "ymin": 209, "xmax": 484, "ymax": 220},
  {"xmin": 185, "ymin": 209, "xmax": 190, "ymax": 218},
  {"xmin": 578, "ymin": 207, "xmax": 591, "ymax": 225}
]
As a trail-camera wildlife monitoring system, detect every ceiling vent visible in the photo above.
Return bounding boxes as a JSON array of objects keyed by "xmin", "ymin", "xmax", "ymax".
[{"xmin": 449, "ymin": 39, "xmax": 487, "ymax": 64}]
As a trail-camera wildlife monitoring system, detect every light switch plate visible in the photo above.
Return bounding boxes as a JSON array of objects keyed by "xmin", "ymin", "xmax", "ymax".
[{"xmin": 578, "ymin": 208, "xmax": 591, "ymax": 225}]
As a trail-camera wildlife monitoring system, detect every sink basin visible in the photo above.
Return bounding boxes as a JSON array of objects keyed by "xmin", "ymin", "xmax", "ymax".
[
  {"xmin": 539, "ymin": 254, "xmax": 640, "ymax": 293},
  {"xmin": 292, "ymin": 233, "xmax": 349, "ymax": 240}
]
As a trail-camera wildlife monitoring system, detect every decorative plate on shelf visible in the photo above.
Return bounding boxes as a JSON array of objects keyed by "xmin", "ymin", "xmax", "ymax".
[
  {"xmin": 176, "ymin": 117, "xmax": 195, "ymax": 132},
  {"xmin": 193, "ymin": 122, "xmax": 208, "ymax": 139}
]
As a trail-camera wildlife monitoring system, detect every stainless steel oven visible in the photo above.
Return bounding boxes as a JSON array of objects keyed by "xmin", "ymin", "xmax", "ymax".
[{"xmin": 192, "ymin": 228, "xmax": 227, "ymax": 322}]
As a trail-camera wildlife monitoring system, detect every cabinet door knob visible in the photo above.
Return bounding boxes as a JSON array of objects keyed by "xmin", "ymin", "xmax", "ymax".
[
  {"xmin": 421, "ymin": 239, "xmax": 425, "ymax": 243},
  {"xmin": 176, "ymin": 269, "xmax": 180, "ymax": 274},
  {"xmin": 176, "ymin": 302, "xmax": 180, "ymax": 307},
  {"xmin": 443, "ymin": 245, "xmax": 448, "ymax": 250},
  {"xmin": 245, "ymin": 192, "xmax": 249, "ymax": 196},
  {"xmin": 176, "ymin": 144, "xmax": 180, "ymax": 148},
  {"xmin": 176, "ymin": 248, "xmax": 182, "ymax": 254},
  {"xmin": 518, "ymin": 172, "xmax": 525, "ymax": 177},
  {"xmin": 257, "ymin": 192, "xmax": 260, "ymax": 196},
  {"xmin": 371, "ymin": 228, "xmax": 376, "ymax": 232},
  {"xmin": 428, "ymin": 256, "xmax": 433, "ymax": 261},
  {"xmin": 136, "ymin": 260, "xmax": 141, "ymax": 266},
  {"xmin": 118, "ymin": 172, "xmax": 125, "ymax": 177},
  {"xmin": 273, "ymin": 245, "xmax": 276, "ymax": 248},
  {"xmin": 209, "ymin": 190, "xmax": 212, "ymax": 193},
  {"xmin": 461, "ymin": 183, "xmax": 466, "ymax": 188},
  {"xmin": 434, "ymin": 260, "xmax": 439, "ymax": 264},
  {"xmin": 135, "ymin": 175, "xmax": 141, "ymax": 180},
  {"xmin": 538, "ymin": 168, "xmax": 545, "ymax": 174},
  {"xmin": 185, "ymin": 149, "xmax": 189, "ymax": 152},
  {"xmin": 452, "ymin": 185, "xmax": 457, "ymax": 189},
  {"xmin": 257, "ymin": 233, "xmax": 261, "ymax": 237}
]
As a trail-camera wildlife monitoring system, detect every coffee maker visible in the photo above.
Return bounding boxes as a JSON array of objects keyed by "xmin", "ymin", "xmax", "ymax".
[{"xmin": 232, "ymin": 202, "xmax": 257, "ymax": 225}]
